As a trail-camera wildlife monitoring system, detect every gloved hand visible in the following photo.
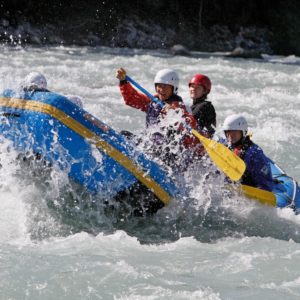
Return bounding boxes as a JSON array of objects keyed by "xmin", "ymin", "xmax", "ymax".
[{"xmin": 116, "ymin": 68, "xmax": 126, "ymax": 81}]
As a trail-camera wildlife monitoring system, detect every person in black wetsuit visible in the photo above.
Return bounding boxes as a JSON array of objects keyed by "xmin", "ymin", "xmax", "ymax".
[{"xmin": 189, "ymin": 74, "xmax": 216, "ymax": 137}]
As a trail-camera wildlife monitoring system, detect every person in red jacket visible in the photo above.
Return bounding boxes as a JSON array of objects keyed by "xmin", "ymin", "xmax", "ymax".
[
  {"xmin": 116, "ymin": 68, "xmax": 195, "ymax": 127},
  {"xmin": 116, "ymin": 68, "xmax": 201, "ymax": 169}
]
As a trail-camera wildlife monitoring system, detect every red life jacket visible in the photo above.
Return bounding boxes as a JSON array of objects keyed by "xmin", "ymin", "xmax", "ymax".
[{"xmin": 231, "ymin": 136, "xmax": 253, "ymax": 159}]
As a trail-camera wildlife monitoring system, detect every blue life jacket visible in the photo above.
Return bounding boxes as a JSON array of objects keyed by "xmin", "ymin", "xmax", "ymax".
[{"xmin": 232, "ymin": 136, "xmax": 274, "ymax": 191}]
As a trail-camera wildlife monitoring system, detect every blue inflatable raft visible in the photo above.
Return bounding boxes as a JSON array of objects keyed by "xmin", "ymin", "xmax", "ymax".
[
  {"xmin": 0, "ymin": 89, "xmax": 181, "ymax": 214},
  {"xmin": 270, "ymin": 160, "xmax": 300, "ymax": 211},
  {"xmin": 242, "ymin": 159, "xmax": 300, "ymax": 212}
]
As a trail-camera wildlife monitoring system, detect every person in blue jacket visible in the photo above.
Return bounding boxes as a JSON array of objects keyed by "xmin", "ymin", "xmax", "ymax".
[{"xmin": 222, "ymin": 114, "xmax": 273, "ymax": 191}]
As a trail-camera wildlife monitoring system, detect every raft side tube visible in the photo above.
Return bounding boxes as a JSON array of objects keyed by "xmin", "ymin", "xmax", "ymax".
[{"xmin": 0, "ymin": 90, "xmax": 181, "ymax": 208}]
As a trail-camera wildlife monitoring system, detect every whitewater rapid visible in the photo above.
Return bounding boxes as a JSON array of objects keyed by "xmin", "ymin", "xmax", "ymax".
[{"xmin": 0, "ymin": 46, "xmax": 300, "ymax": 299}]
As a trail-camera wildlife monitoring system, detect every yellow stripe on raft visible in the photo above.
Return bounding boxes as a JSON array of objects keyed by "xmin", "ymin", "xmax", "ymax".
[{"xmin": 0, "ymin": 97, "xmax": 172, "ymax": 205}]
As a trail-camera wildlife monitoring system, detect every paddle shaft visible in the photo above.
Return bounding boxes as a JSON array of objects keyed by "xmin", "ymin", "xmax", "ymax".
[{"xmin": 125, "ymin": 76, "xmax": 164, "ymax": 108}]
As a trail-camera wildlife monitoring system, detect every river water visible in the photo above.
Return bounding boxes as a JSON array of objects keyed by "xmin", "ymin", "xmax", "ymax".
[{"xmin": 0, "ymin": 46, "xmax": 300, "ymax": 299}]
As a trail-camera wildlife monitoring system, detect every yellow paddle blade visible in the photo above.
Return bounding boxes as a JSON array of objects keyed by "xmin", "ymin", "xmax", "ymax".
[
  {"xmin": 241, "ymin": 184, "xmax": 277, "ymax": 206},
  {"xmin": 192, "ymin": 129, "xmax": 246, "ymax": 181}
]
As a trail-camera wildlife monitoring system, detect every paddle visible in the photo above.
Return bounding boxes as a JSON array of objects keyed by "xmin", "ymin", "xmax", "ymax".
[
  {"xmin": 125, "ymin": 75, "xmax": 246, "ymax": 181},
  {"xmin": 241, "ymin": 184, "xmax": 277, "ymax": 206}
]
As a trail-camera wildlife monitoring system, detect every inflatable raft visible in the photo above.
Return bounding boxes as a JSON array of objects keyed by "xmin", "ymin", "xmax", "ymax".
[
  {"xmin": 271, "ymin": 160, "xmax": 300, "ymax": 210},
  {"xmin": 242, "ymin": 159, "xmax": 300, "ymax": 213},
  {"xmin": 0, "ymin": 89, "xmax": 181, "ymax": 215}
]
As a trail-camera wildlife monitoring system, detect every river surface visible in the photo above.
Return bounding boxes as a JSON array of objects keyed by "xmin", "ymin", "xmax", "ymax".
[{"xmin": 0, "ymin": 46, "xmax": 300, "ymax": 299}]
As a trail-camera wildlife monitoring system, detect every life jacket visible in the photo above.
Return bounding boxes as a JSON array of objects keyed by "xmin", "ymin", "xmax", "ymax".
[
  {"xmin": 230, "ymin": 136, "xmax": 257, "ymax": 186},
  {"xmin": 146, "ymin": 93, "xmax": 183, "ymax": 127},
  {"xmin": 230, "ymin": 136, "xmax": 253, "ymax": 159},
  {"xmin": 191, "ymin": 96, "xmax": 216, "ymax": 135},
  {"xmin": 119, "ymin": 81, "xmax": 199, "ymax": 150}
]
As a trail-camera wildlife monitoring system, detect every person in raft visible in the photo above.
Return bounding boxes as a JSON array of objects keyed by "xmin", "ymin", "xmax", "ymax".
[
  {"xmin": 22, "ymin": 72, "xmax": 84, "ymax": 108},
  {"xmin": 22, "ymin": 71, "xmax": 49, "ymax": 92},
  {"xmin": 116, "ymin": 67, "xmax": 202, "ymax": 168},
  {"xmin": 222, "ymin": 114, "xmax": 273, "ymax": 191},
  {"xmin": 188, "ymin": 73, "xmax": 216, "ymax": 137}
]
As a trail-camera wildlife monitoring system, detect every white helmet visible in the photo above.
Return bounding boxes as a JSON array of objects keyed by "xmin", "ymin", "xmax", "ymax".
[
  {"xmin": 23, "ymin": 71, "xmax": 47, "ymax": 90},
  {"xmin": 66, "ymin": 95, "xmax": 83, "ymax": 108},
  {"xmin": 154, "ymin": 69, "xmax": 179, "ymax": 94},
  {"xmin": 222, "ymin": 114, "xmax": 248, "ymax": 136}
]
